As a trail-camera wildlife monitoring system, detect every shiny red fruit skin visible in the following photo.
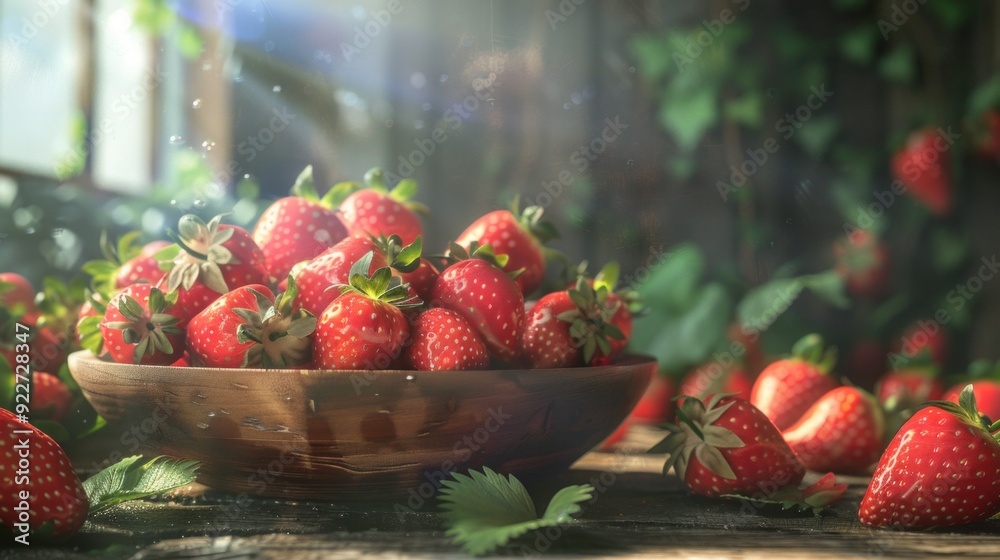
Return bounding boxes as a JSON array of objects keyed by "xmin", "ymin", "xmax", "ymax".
[
  {"xmin": 405, "ymin": 307, "xmax": 489, "ymax": 371},
  {"xmin": 431, "ymin": 259, "xmax": 525, "ymax": 363},
  {"xmin": 521, "ymin": 291, "xmax": 581, "ymax": 369},
  {"xmin": 313, "ymin": 292, "xmax": 410, "ymax": 370},
  {"xmin": 399, "ymin": 258, "xmax": 439, "ymax": 302},
  {"xmin": 186, "ymin": 285, "xmax": 276, "ymax": 368},
  {"xmin": 750, "ymin": 359, "xmax": 839, "ymax": 431},
  {"xmin": 859, "ymin": 406, "xmax": 1000, "ymax": 529},
  {"xmin": 168, "ymin": 225, "xmax": 269, "ymax": 320},
  {"xmin": 455, "ymin": 209, "xmax": 545, "ymax": 295},
  {"xmin": 0, "ymin": 408, "xmax": 89, "ymax": 536},
  {"xmin": 683, "ymin": 397, "xmax": 805, "ymax": 498},
  {"xmin": 253, "ymin": 197, "xmax": 348, "ymax": 281},
  {"xmin": 116, "ymin": 240, "xmax": 171, "ymax": 289},
  {"xmin": 100, "ymin": 284, "xmax": 186, "ymax": 366},
  {"xmin": 783, "ymin": 386, "xmax": 884, "ymax": 474},
  {"xmin": 294, "ymin": 237, "xmax": 387, "ymax": 318},
  {"xmin": 339, "ymin": 190, "xmax": 423, "ymax": 245}
]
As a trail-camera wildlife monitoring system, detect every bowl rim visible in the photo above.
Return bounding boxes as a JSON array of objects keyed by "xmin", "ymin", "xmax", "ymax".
[{"xmin": 68, "ymin": 350, "xmax": 658, "ymax": 378}]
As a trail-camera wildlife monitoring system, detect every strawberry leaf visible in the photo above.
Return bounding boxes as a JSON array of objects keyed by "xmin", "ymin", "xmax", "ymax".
[
  {"xmin": 290, "ymin": 165, "xmax": 319, "ymax": 201},
  {"xmin": 389, "ymin": 178, "xmax": 418, "ymax": 202},
  {"xmin": 84, "ymin": 456, "xmax": 199, "ymax": 514},
  {"xmin": 321, "ymin": 181, "xmax": 363, "ymax": 207},
  {"xmin": 438, "ymin": 467, "xmax": 593, "ymax": 556},
  {"xmin": 363, "ymin": 167, "xmax": 389, "ymax": 191}
]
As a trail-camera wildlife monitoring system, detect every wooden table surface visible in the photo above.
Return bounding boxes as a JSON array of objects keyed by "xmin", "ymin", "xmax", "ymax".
[{"xmin": 7, "ymin": 427, "xmax": 1000, "ymax": 559}]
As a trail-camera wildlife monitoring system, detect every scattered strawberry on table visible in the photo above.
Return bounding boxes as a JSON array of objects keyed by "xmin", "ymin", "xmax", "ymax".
[
  {"xmin": 651, "ymin": 393, "xmax": 847, "ymax": 513},
  {"xmin": 859, "ymin": 386, "xmax": 1000, "ymax": 529},
  {"xmin": 750, "ymin": 333, "xmax": 839, "ymax": 431}
]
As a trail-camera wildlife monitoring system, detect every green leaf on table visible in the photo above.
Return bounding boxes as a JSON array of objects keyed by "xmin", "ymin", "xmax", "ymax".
[
  {"xmin": 658, "ymin": 86, "xmax": 718, "ymax": 152},
  {"xmin": 878, "ymin": 46, "xmax": 916, "ymax": 85},
  {"xmin": 84, "ymin": 456, "xmax": 199, "ymax": 514},
  {"xmin": 737, "ymin": 271, "xmax": 848, "ymax": 332},
  {"xmin": 438, "ymin": 467, "xmax": 593, "ymax": 556}
]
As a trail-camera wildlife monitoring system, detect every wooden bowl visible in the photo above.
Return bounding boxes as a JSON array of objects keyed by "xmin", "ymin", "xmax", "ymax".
[{"xmin": 68, "ymin": 351, "xmax": 655, "ymax": 500}]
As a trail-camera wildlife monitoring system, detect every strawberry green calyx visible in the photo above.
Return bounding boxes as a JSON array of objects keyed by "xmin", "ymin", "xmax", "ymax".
[
  {"xmin": 652, "ymin": 393, "xmax": 745, "ymax": 481},
  {"xmin": 509, "ymin": 195, "xmax": 559, "ymax": 245},
  {"xmin": 234, "ymin": 277, "xmax": 317, "ymax": 368},
  {"xmin": 445, "ymin": 241, "xmax": 512, "ymax": 272},
  {"xmin": 927, "ymin": 384, "xmax": 1000, "ymax": 436},
  {"xmin": 162, "ymin": 214, "xmax": 240, "ymax": 295},
  {"xmin": 289, "ymin": 165, "xmax": 322, "ymax": 202},
  {"xmin": 335, "ymin": 251, "xmax": 422, "ymax": 309},
  {"xmin": 791, "ymin": 333, "xmax": 837, "ymax": 373},
  {"xmin": 82, "ymin": 231, "xmax": 144, "ymax": 292},
  {"xmin": 373, "ymin": 234, "xmax": 423, "ymax": 274},
  {"xmin": 557, "ymin": 278, "xmax": 626, "ymax": 364},
  {"xmin": 104, "ymin": 287, "xmax": 181, "ymax": 363},
  {"xmin": 321, "ymin": 167, "xmax": 428, "ymax": 214}
]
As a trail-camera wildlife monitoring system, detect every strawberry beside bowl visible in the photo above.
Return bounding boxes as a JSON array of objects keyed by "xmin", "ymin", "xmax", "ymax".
[{"xmin": 67, "ymin": 350, "xmax": 654, "ymax": 500}]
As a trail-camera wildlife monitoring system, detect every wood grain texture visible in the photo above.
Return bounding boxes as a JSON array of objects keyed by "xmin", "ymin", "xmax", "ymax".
[{"xmin": 67, "ymin": 351, "xmax": 655, "ymax": 500}]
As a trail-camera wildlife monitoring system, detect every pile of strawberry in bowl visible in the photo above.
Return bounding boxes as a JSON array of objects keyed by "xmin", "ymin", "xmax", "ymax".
[{"xmin": 78, "ymin": 166, "xmax": 634, "ymax": 373}]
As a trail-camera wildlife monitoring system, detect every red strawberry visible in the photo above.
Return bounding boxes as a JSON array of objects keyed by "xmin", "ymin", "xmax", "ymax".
[
  {"xmin": 782, "ymin": 386, "xmax": 885, "ymax": 474},
  {"xmin": 0, "ymin": 272, "xmax": 37, "ymax": 316},
  {"xmin": 943, "ymin": 360, "xmax": 1000, "ymax": 420},
  {"xmin": 32, "ymin": 371, "xmax": 74, "ymax": 422},
  {"xmin": 679, "ymin": 362, "xmax": 753, "ymax": 402},
  {"xmin": 431, "ymin": 243, "xmax": 525, "ymax": 363},
  {"xmin": 0, "ymin": 408, "xmax": 88, "ymax": 536},
  {"xmin": 834, "ymin": 229, "xmax": 889, "ymax": 298},
  {"xmin": 859, "ymin": 386, "xmax": 1000, "ymax": 529},
  {"xmin": 405, "ymin": 307, "xmax": 489, "ymax": 371},
  {"xmin": 252, "ymin": 165, "xmax": 349, "ymax": 281},
  {"xmin": 890, "ymin": 321, "xmax": 948, "ymax": 367},
  {"xmin": 335, "ymin": 168, "xmax": 424, "ymax": 245},
  {"xmin": 630, "ymin": 374, "xmax": 675, "ymax": 425},
  {"xmin": 876, "ymin": 366, "xmax": 942, "ymax": 410},
  {"xmin": 522, "ymin": 279, "xmax": 627, "ymax": 369},
  {"xmin": 294, "ymin": 236, "xmax": 388, "ymax": 318},
  {"xmin": 945, "ymin": 380, "xmax": 1000, "ymax": 423},
  {"xmin": 159, "ymin": 214, "xmax": 269, "ymax": 319},
  {"xmin": 454, "ymin": 202, "xmax": 557, "ymax": 296},
  {"xmin": 81, "ymin": 233, "xmax": 168, "ymax": 292},
  {"xmin": 100, "ymin": 284, "xmax": 186, "ymax": 365},
  {"xmin": 186, "ymin": 280, "xmax": 317, "ymax": 368},
  {"xmin": 890, "ymin": 127, "xmax": 954, "ymax": 216},
  {"xmin": 117, "ymin": 241, "xmax": 171, "ymax": 288},
  {"xmin": 652, "ymin": 394, "xmax": 847, "ymax": 508},
  {"xmin": 373, "ymin": 234, "xmax": 440, "ymax": 302},
  {"xmin": 750, "ymin": 334, "xmax": 839, "ymax": 431},
  {"xmin": 313, "ymin": 253, "xmax": 420, "ymax": 369}
]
